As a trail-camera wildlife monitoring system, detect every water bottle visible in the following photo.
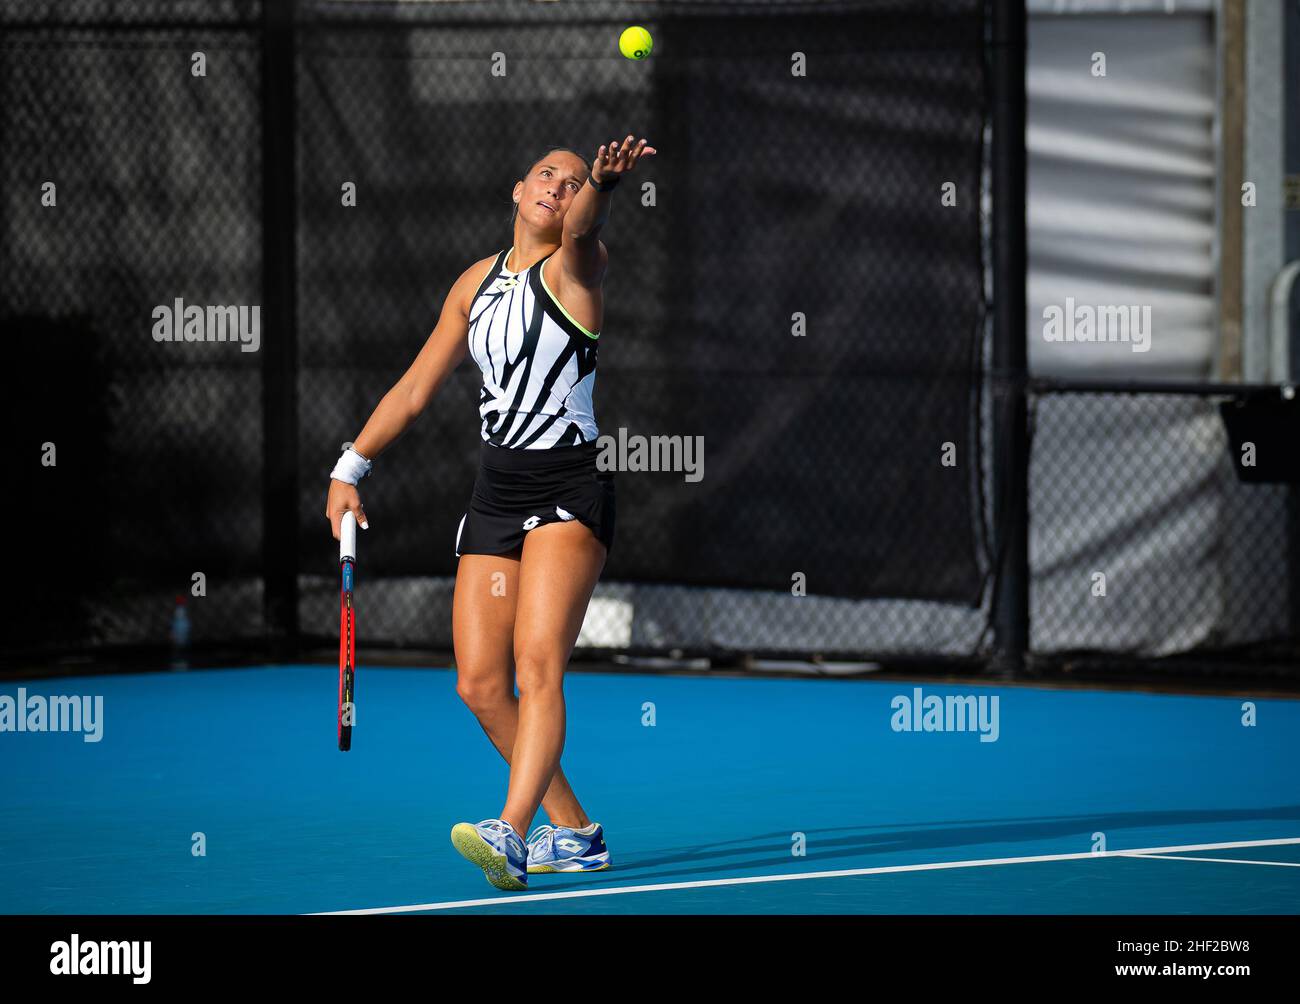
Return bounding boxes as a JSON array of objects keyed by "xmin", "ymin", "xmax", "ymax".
[{"xmin": 171, "ymin": 595, "xmax": 191, "ymax": 671}]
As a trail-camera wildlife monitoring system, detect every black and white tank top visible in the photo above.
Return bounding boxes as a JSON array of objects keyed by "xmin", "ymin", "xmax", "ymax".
[{"xmin": 466, "ymin": 245, "xmax": 600, "ymax": 449}]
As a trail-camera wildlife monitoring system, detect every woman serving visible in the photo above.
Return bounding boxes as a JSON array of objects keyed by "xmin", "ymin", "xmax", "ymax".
[{"xmin": 326, "ymin": 136, "xmax": 655, "ymax": 891}]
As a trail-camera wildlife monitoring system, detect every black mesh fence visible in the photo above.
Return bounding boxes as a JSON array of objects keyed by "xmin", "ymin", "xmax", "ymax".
[
  {"xmin": 7, "ymin": 0, "xmax": 1298, "ymax": 677},
  {"xmin": 1, "ymin": 0, "xmax": 995, "ymax": 666},
  {"xmin": 4, "ymin": 1, "xmax": 266, "ymax": 658},
  {"xmin": 292, "ymin": 0, "xmax": 989, "ymax": 658}
]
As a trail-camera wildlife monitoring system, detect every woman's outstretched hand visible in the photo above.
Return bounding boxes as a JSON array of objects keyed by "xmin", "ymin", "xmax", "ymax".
[
  {"xmin": 592, "ymin": 135, "xmax": 656, "ymax": 183},
  {"xmin": 326, "ymin": 479, "xmax": 368, "ymax": 541}
]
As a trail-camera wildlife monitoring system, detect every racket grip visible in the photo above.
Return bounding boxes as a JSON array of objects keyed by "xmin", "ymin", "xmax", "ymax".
[{"xmin": 340, "ymin": 510, "xmax": 357, "ymax": 563}]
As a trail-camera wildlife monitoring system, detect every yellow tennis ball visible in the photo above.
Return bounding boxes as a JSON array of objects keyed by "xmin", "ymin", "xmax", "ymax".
[{"xmin": 619, "ymin": 26, "xmax": 653, "ymax": 60}]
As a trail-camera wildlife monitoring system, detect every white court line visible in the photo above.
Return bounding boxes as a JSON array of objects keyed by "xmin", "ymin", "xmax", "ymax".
[
  {"xmin": 309, "ymin": 835, "xmax": 1300, "ymax": 915},
  {"xmin": 1120, "ymin": 852, "xmax": 1300, "ymax": 868}
]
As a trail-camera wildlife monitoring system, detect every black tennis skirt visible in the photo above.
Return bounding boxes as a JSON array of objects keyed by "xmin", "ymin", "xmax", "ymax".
[{"xmin": 454, "ymin": 440, "xmax": 615, "ymax": 558}]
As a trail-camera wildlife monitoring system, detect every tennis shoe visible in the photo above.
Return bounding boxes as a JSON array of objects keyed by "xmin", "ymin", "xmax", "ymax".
[
  {"xmin": 450, "ymin": 818, "xmax": 528, "ymax": 891},
  {"xmin": 526, "ymin": 822, "xmax": 612, "ymax": 874}
]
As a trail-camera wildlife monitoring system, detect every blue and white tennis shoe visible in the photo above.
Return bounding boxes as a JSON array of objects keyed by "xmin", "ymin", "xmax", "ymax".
[
  {"xmin": 526, "ymin": 822, "xmax": 613, "ymax": 874},
  {"xmin": 450, "ymin": 818, "xmax": 528, "ymax": 891}
]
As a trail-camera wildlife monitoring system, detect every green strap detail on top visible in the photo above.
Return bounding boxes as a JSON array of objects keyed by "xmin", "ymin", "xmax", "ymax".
[{"xmin": 539, "ymin": 255, "xmax": 599, "ymax": 340}]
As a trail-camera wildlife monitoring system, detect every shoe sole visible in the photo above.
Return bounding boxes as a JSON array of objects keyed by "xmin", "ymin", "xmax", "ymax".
[
  {"xmin": 528, "ymin": 859, "xmax": 612, "ymax": 875},
  {"xmin": 450, "ymin": 823, "xmax": 527, "ymax": 891}
]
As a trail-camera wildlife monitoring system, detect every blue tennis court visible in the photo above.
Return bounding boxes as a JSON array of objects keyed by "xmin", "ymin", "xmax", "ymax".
[{"xmin": 2, "ymin": 666, "xmax": 1297, "ymax": 914}]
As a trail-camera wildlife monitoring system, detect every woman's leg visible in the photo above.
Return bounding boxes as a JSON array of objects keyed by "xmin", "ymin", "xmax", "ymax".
[
  {"xmin": 497, "ymin": 521, "xmax": 607, "ymax": 837},
  {"xmin": 452, "ymin": 550, "xmax": 592, "ymax": 826}
]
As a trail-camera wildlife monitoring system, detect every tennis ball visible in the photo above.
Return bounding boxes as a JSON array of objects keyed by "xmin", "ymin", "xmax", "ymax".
[{"xmin": 619, "ymin": 26, "xmax": 653, "ymax": 60}]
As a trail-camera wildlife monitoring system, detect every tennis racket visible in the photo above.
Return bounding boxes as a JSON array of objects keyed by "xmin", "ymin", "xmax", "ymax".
[{"xmin": 338, "ymin": 510, "xmax": 358, "ymax": 752}]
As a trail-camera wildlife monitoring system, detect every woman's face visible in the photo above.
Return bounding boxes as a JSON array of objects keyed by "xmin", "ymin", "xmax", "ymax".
[{"xmin": 514, "ymin": 152, "xmax": 589, "ymax": 232}]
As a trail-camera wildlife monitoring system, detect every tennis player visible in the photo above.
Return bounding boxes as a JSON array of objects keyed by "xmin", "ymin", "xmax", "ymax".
[{"xmin": 326, "ymin": 136, "xmax": 655, "ymax": 891}]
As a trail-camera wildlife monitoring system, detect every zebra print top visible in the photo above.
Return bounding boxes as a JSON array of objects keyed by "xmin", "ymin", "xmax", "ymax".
[{"xmin": 466, "ymin": 245, "xmax": 600, "ymax": 449}]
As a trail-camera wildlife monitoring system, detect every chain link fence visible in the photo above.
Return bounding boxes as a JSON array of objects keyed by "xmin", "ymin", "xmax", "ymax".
[
  {"xmin": 4, "ymin": 0, "xmax": 266, "ymax": 659},
  {"xmin": 292, "ymin": 0, "xmax": 989, "ymax": 660},
  {"xmin": 6, "ymin": 0, "xmax": 1297, "ymax": 678},
  {"xmin": 1028, "ymin": 387, "xmax": 1300, "ymax": 673}
]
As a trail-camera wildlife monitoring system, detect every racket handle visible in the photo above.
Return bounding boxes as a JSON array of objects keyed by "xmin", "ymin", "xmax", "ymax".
[{"xmin": 340, "ymin": 511, "xmax": 357, "ymax": 563}]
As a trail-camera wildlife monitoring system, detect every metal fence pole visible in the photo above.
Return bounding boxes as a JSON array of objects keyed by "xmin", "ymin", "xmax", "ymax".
[
  {"xmin": 990, "ymin": 0, "xmax": 1028, "ymax": 676},
  {"xmin": 262, "ymin": 0, "xmax": 300, "ymax": 659}
]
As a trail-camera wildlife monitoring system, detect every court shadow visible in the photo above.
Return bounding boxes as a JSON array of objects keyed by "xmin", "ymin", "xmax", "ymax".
[{"xmin": 536, "ymin": 803, "xmax": 1300, "ymax": 891}]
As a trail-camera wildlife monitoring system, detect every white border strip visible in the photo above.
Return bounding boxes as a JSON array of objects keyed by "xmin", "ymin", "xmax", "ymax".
[
  {"xmin": 309, "ymin": 836, "xmax": 1300, "ymax": 915},
  {"xmin": 1121, "ymin": 852, "xmax": 1300, "ymax": 868}
]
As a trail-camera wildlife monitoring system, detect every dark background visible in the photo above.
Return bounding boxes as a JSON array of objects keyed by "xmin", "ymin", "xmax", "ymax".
[
  {"xmin": 3, "ymin": 0, "xmax": 988, "ymax": 660},
  {"xmin": 4, "ymin": 0, "xmax": 1297, "ymax": 683}
]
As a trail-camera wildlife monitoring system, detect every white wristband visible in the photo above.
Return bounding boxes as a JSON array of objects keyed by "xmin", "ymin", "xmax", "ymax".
[{"xmin": 330, "ymin": 447, "xmax": 373, "ymax": 485}]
